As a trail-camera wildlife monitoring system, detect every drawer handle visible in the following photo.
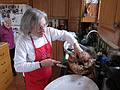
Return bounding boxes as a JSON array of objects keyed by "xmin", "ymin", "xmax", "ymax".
[
  {"xmin": 3, "ymin": 69, "xmax": 7, "ymax": 74},
  {"xmin": 0, "ymin": 53, "xmax": 5, "ymax": 57},
  {"xmin": 1, "ymin": 61, "xmax": 6, "ymax": 66}
]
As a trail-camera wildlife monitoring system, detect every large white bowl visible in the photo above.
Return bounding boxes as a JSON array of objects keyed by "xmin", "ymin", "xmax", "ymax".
[{"xmin": 45, "ymin": 75, "xmax": 99, "ymax": 90}]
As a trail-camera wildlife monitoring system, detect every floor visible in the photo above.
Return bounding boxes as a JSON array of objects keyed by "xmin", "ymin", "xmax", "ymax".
[
  {"xmin": 6, "ymin": 67, "xmax": 101, "ymax": 90},
  {"xmin": 6, "ymin": 73, "xmax": 26, "ymax": 90},
  {"xmin": 6, "ymin": 66, "xmax": 61, "ymax": 90}
]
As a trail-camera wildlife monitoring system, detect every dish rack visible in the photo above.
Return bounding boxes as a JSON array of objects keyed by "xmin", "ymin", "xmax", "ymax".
[{"xmin": 63, "ymin": 30, "xmax": 119, "ymax": 80}]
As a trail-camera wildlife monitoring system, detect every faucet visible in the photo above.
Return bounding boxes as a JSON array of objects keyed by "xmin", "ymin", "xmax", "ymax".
[{"xmin": 81, "ymin": 30, "xmax": 99, "ymax": 45}]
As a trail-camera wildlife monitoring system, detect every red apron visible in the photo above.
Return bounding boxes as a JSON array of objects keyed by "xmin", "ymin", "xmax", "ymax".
[{"xmin": 24, "ymin": 34, "xmax": 52, "ymax": 90}]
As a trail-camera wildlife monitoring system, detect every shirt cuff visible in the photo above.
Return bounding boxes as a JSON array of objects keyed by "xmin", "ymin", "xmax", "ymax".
[{"xmin": 74, "ymin": 42, "xmax": 83, "ymax": 52}]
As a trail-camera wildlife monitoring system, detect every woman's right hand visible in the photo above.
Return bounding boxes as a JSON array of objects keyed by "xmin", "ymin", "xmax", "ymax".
[{"xmin": 40, "ymin": 59, "xmax": 61, "ymax": 67}]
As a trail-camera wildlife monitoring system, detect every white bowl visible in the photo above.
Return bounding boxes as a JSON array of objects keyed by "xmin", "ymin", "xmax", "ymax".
[{"xmin": 45, "ymin": 75, "xmax": 99, "ymax": 90}]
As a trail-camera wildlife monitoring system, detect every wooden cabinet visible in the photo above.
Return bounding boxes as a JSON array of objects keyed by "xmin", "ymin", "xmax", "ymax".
[
  {"xmin": 68, "ymin": 19, "xmax": 80, "ymax": 32},
  {"xmin": 0, "ymin": 42, "xmax": 13, "ymax": 90},
  {"xmin": 52, "ymin": 41, "xmax": 64, "ymax": 61},
  {"xmin": 33, "ymin": 0, "xmax": 68, "ymax": 19},
  {"xmin": 80, "ymin": 0, "xmax": 99, "ymax": 22},
  {"xmin": 68, "ymin": 0, "xmax": 81, "ymax": 32},
  {"xmin": 52, "ymin": 41, "xmax": 57, "ymax": 60},
  {"xmin": 33, "ymin": 0, "xmax": 82, "ymax": 32},
  {"xmin": 33, "ymin": 0, "xmax": 51, "ymax": 17},
  {"xmin": 51, "ymin": 41, "xmax": 64, "ymax": 80},
  {"xmin": 0, "ymin": 0, "xmax": 13, "ymax": 4},
  {"xmin": 98, "ymin": 0, "xmax": 120, "ymax": 48},
  {"xmin": 56, "ymin": 41, "xmax": 64, "ymax": 61},
  {"xmin": 68, "ymin": 0, "xmax": 81, "ymax": 19},
  {"xmin": 0, "ymin": 0, "xmax": 32, "ymax": 5},
  {"xmin": 13, "ymin": 0, "xmax": 32, "ymax": 5},
  {"xmin": 51, "ymin": 0, "xmax": 68, "ymax": 19}
]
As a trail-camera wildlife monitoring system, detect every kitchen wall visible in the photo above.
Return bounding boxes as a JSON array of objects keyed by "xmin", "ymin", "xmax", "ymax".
[
  {"xmin": 0, "ymin": 4, "xmax": 31, "ymax": 42},
  {"xmin": 0, "ymin": 4, "xmax": 31, "ymax": 27}
]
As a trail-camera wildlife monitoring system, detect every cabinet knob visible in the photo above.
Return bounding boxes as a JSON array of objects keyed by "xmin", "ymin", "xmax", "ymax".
[{"xmin": 113, "ymin": 22, "xmax": 120, "ymax": 28}]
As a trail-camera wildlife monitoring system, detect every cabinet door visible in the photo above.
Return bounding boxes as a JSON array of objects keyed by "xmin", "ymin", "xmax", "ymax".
[
  {"xmin": 68, "ymin": 0, "xmax": 81, "ymax": 33},
  {"xmin": 99, "ymin": 0, "xmax": 117, "ymax": 30},
  {"xmin": 14, "ymin": 0, "xmax": 32, "ymax": 6},
  {"xmin": 98, "ymin": 0, "xmax": 120, "ymax": 46},
  {"xmin": 52, "ymin": 41, "xmax": 64, "ymax": 62},
  {"xmin": 0, "ymin": 0, "xmax": 13, "ymax": 3},
  {"xmin": 51, "ymin": 0, "xmax": 68, "ymax": 19},
  {"xmin": 68, "ymin": 19, "xmax": 79, "ymax": 32},
  {"xmin": 115, "ymin": 0, "xmax": 120, "ymax": 24},
  {"xmin": 52, "ymin": 41, "xmax": 57, "ymax": 60},
  {"xmin": 69, "ymin": 0, "xmax": 81, "ymax": 19},
  {"xmin": 13, "ymin": 0, "xmax": 30, "ymax": 4},
  {"xmin": 115, "ymin": 0, "xmax": 120, "ymax": 46},
  {"xmin": 33, "ymin": 0, "xmax": 51, "ymax": 17},
  {"xmin": 56, "ymin": 41, "xmax": 64, "ymax": 61}
]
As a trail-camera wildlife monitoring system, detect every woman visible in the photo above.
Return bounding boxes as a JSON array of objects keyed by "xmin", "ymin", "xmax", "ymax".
[
  {"xmin": 0, "ymin": 16, "xmax": 16, "ymax": 76},
  {"xmin": 14, "ymin": 8, "xmax": 90, "ymax": 90}
]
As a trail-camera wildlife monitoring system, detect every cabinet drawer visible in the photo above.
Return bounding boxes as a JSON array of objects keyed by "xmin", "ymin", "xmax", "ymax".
[
  {"xmin": 0, "ymin": 57, "xmax": 11, "ymax": 70},
  {"xmin": 2, "ymin": 76, "xmax": 13, "ymax": 90},
  {"xmin": 0, "ymin": 65, "xmax": 13, "ymax": 82},
  {"xmin": 0, "ymin": 46, "xmax": 9, "ymax": 60},
  {"xmin": 0, "ymin": 75, "xmax": 13, "ymax": 90},
  {"xmin": 0, "ymin": 61, "xmax": 12, "ymax": 79},
  {"xmin": 0, "ymin": 83, "xmax": 5, "ymax": 90},
  {"xmin": 0, "ymin": 60, "xmax": 13, "ymax": 90}
]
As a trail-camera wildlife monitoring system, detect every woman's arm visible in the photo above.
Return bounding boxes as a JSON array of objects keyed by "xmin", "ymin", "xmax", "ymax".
[
  {"xmin": 14, "ymin": 36, "xmax": 40, "ymax": 72},
  {"xmin": 47, "ymin": 27, "xmax": 90, "ymax": 61},
  {"xmin": 48, "ymin": 27, "xmax": 79, "ymax": 46}
]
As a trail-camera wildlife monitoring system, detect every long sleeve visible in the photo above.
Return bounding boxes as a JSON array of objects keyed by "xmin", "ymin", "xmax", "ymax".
[
  {"xmin": 14, "ymin": 27, "xmax": 83, "ymax": 73},
  {"xmin": 47, "ymin": 27, "xmax": 78, "ymax": 46},
  {"xmin": 47, "ymin": 27, "xmax": 83, "ymax": 52},
  {"xmin": 14, "ymin": 36, "xmax": 40, "ymax": 72}
]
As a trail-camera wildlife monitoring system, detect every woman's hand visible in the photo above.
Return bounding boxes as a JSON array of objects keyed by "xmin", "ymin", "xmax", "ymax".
[
  {"xmin": 68, "ymin": 51, "xmax": 91, "ymax": 62},
  {"xmin": 40, "ymin": 59, "xmax": 61, "ymax": 67},
  {"xmin": 76, "ymin": 51, "xmax": 91, "ymax": 62},
  {"xmin": 74, "ymin": 43, "xmax": 91, "ymax": 62},
  {"xmin": 68, "ymin": 53, "xmax": 76, "ymax": 62}
]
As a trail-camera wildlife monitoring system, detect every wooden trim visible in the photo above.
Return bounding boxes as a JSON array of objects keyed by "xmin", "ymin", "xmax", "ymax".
[
  {"xmin": 99, "ymin": 33, "xmax": 119, "ymax": 50},
  {"xmin": 99, "ymin": 23, "xmax": 116, "ymax": 31},
  {"xmin": 81, "ymin": 16, "xmax": 97, "ymax": 22}
]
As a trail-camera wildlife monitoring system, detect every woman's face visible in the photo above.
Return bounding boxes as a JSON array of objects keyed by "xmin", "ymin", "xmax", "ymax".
[
  {"xmin": 31, "ymin": 17, "xmax": 47, "ymax": 37},
  {"xmin": 3, "ymin": 17, "xmax": 12, "ymax": 29}
]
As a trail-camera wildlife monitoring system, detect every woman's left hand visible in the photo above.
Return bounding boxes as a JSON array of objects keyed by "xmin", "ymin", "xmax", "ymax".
[
  {"xmin": 76, "ymin": 51, "xmax": 91, "ymax": 62},
  {"xmin": 74, "ymin": 43, "xmax": 91, "ymax": 62}
]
